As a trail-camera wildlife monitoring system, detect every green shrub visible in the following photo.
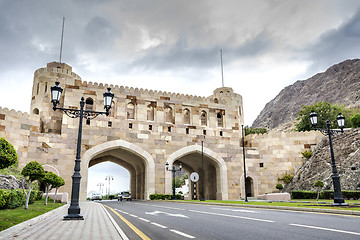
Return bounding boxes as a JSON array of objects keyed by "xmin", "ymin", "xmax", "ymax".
[
  {"xmin": 0, "ymin": 189, "xmax": 11, "ymax": 208},
  {"xmin": 291, "ymin": 191, "xmax": 317, "ymax": 199},
  {"xmin": 276, "ymin": 184, "xmax": 284, "ymax": 190},
  {"xmin": 301, "ymin": 150, "xmax": 313, "ymax": 159},
  {"xmin": 0, "ymin": 138, "xmax": 18, "ymax": 169},
  {"xmin": 350, "ymin": 113, "xmax": 360, "ymax": 128},
  {"xmin": 291, "ymin": 190, "xmax": 360, "ymax": 200},
  {"xmin": 278, "ymin": 174, "xmax": 293, "ymax": 184},
  {"xmin": 7, "ymin": 189, "xmax": 25, "ymax": 209},
  {"xmin": 149, "ymin": 194, "xmax": 182, "ymax": 200}
]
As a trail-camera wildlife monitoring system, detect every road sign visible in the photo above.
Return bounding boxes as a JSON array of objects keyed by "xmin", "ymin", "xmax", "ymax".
[{"xmin": 190, "ymin": 172, "xmax": 199, "ymax": 182}]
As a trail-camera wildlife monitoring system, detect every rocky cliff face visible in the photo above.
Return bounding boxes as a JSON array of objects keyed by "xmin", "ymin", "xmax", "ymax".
[
  {"xmin": 252, "ymin": 59, "xmax": 360, "ymax": 129},
  {"xmin": 286, "ymin": 128, "xmax": 360, "ymax": 191}
]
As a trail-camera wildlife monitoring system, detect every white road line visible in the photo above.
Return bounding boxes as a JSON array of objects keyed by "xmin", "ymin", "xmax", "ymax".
[
  {"xmin": 129, "ymin": 214, "xmax": 138, "ymax": 218},
  {"xmin": 290, "ymin": 224, "xmax": 360, "ymax": 236},
  {"xmin": 133, "ymin": 203, "xmax": 149, "ymax": 206},
  {"xmin": 170, "ymin": 229, "xmax": 196, "ymax": 239},
  {"xmin": 150, "ymin": 222, "xmax": 168, "ymax": 229},
  {"xmin": 150, "ymin": 205, "xmax": 186, "ymax": 211},
  {"xmin": 102, "ymin": 204, "xmax": 129, "ymax": 240},
  {"xmin": 212, "ymin": 208, "xmax": 258, "ymax": 213},
  {"xmin": 138, "ymin": 217, "xmax": 150, "ymax": 222},
  {"xmin": 189, "ymin": 210, "xmax": 274, "ymax": 223}
]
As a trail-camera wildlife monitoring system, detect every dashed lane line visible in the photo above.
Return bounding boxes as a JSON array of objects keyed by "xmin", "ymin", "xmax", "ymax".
[
  {"xmin": 170, "ymin": 229, "xmax": 196, "ymax": 239},
  {"xmin": 105, "ymin": 205, "xmax": 151, "ymax": 240},
  {"xmin": 150, "ymin": 222, "xmax": 168, "ymax": 229},
  {"xmin": 211, "ymin": 207, "xmax": 258, "ymax": 213},
  {"xmin": 189, "ymin": 210, "xmax": 274, "ymax": 223},
  {"xmin": 150, "ymin": 205, "xmax": 186, "ymax": 211},
  {"xmin": 289, "ymin": 224, "xmax": 360, "ymax": 236},
  {"xmin": 138, "ymin": 217, "xmax": 150, "ymax": 222}
]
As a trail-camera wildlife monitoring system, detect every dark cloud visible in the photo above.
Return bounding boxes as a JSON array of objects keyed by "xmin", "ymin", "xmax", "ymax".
[{"xmin": 305, "ymin": 9, "xmax": 360, "ymax": 74}]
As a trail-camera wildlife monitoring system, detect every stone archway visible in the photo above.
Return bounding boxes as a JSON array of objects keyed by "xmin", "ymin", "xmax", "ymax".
[
  {"xmin": 240, "ymin": 171, "xmax": 258, "ymax": 198},
  {"xmin": 80, "ymin": 140, "xmax": 155, "ymax": 201},
  {"xmin": 165, "ymin": 144, "xmax": 228, "ymax": 200}
]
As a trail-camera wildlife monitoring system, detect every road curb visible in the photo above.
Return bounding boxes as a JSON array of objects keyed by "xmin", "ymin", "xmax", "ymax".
[
  {"xmin": 0, "ymin": 203, "xmax": 69, "ymax": 239},
  {"xmin": 151, "ymin": 200, "xmax": 360, "ymax": 217}
]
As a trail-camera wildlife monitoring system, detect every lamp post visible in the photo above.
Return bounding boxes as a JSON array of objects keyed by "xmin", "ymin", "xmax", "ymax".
[
  {"xmin": 166, "ymin": 162, "xmax": 182, "ymax": 200},
  {"xmin": 200, "ymin": 138, "xmax": 205, "ymax": 201},
  {"xmin": 97, "ymin": 182, "xmax": 104, "ymax": 195},
  {"xmin": 105, "ymin": 175, "xmax": 114, "ymax": 196},
  {"xmin": 51, "ymin": 82, "xmax": 114, "ymax": 220},
  {"xmin": 309, "ymin": 111, "xmax": 348, "ymax": 206},
  {"xmin": 241, "ymin": 125, "xmax": 248, "ymax": 202}
]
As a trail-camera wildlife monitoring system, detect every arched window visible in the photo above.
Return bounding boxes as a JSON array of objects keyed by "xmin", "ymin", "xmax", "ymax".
[
  {"xmin": 214, "ymin": 98, "xmax": 218, "ymax": 104},
  {"xmin": 33, "ymin": 108, "xmax": 39, "ymax": 115},
  {"xmin": 109, "ymin": 101, "xmax": 115, "ymax": 117},
  {"xmin": 85, "ymin": 98, "xmax": 94, "ymax": 111},
  {"xmin": 183, "ymin": 108, "xmax": 190, "ymax": 125},
  {"xmin": 200, "ymin": 111, "xmax": 207, "ymax": 126},
  {"xmin": 217, "ymin": 112, "xmax": 223, "ymax": 127},
  {"xmin": 165, "ymin": 106, "xmax": 173, "ymax": 123},
  {"xmin": 127, "ymin": 102, "xmax": 135, "ymax": 119},
  {"xmin": 147, "ymin": 103, "xmax": 154, "ymax": 121}
]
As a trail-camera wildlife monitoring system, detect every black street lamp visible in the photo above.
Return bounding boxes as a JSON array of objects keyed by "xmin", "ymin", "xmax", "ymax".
[
  {"xmin": 200, "ymin": 139, "xmax": 205, "ymax": 201},
  {"xmin": 166, "ymin": 162, "xmax": 182, "ymax": 200},
  {"xmin": 51, "ymin": 82, "xmax": 114, "ymax": 220},
  {"xmin": 241, "ymin": 125, "xmax": 248, "ymax": 202},
  {"xmin": 309, "ymin": 111, "xmax": 348, "ymax": 206}
]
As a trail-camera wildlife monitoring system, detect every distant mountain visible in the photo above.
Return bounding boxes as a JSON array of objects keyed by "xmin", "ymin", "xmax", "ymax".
[{"xmin": 251, "ymin": 59, "xmax": 360, "ymax": 129}]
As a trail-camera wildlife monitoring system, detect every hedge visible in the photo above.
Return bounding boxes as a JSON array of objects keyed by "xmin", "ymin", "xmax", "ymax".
[
  {"xmin": 149, "ymin": 194, "xmax": 182, "ymax": 200},
  {"xmin": 0, "ymin": 189, "xmax": 43, "ymax": 209},
  {"xmin": 291, "ymin": 190, "xmax": 360, "ymax": 200}
]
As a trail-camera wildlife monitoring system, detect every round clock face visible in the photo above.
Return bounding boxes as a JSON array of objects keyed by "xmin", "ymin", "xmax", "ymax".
[{"xmin": 190, "ymin": 172, "xmax": 199, "ymax": 182}]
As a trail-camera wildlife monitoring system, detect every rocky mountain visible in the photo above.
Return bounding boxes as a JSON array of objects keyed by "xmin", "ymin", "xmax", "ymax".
[
  {"xmin": 252, "ymin": 59, "xmax": 360, "ymax": 129},
  {"xmin": 286, "ymin": 128, "xmax": 360, "ymax": 191}
]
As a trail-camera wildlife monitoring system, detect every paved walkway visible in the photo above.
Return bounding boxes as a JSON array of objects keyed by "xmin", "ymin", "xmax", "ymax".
[{"xmin": 0, "ymin": 201, "xmax": 124, "ymax": 240}]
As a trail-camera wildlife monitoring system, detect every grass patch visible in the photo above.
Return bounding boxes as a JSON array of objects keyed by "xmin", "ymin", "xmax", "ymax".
[
  {"xmin": 0, "ymin": 198, "xmax": 65, "ymax": 231},
  {"xmin": 182, "ymin": 199, "xmax": 360, "ymax": 211}
]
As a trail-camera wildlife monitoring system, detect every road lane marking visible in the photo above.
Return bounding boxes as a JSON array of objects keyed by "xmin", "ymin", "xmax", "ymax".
[
  {"xmin": 289, "ymin": 224, "xmax": 360, "ymax": 236},
  {"xmin": 104, "ymin": 205, "xmax": 151, "ymax": 240},
  {"xmin": 150, "ymin": 222, "xmax": 168, "ymax": 229},
  {"xmin": 170, "ymin": 229, "xmax": 196, "ymax": 239},
  {"xmin": 145, "ymin": 210, "xmax": 189, "ymax": 218},
  {"xmin": 212, "ymin": 208, "xmax": 258, "ymax": 213},
  {"xmin": 189, "ymin": 210, "xmax": 274, "ymax": 223},
  {"xmin": 101, "ymin": 204, "xmax": 129, "ymax": 240},
  {"xmin": 129, "ymin": 214, "xmax": 138, "ymax": 218},
  {"xmin": 150, "ymin": 205, "xmax": 186, "ymax": 211},
  {"xmin": 138, "ymin": 217, "xmax": 150, "ymax": 222}
]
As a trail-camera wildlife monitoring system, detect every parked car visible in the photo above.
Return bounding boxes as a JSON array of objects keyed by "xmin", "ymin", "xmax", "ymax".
[
  {"xmin": 91, "ymin": 193, "xmax": 102, "ymax": 201},
  {"xmin": 118, "ymin": 191, "xmax": 132, "ymax": 201}
]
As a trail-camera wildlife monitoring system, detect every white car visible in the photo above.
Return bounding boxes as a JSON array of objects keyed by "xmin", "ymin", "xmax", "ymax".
[{"xmin": 91, "ymin": 193, "xmax": 102, "ymax": 201}]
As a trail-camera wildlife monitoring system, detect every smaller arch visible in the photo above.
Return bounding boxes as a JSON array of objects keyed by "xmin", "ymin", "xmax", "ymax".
[
  {"xmin": 214, "ymin": 98, "xmax": 218, "ymax": 104},
  {"xmin": 147, "ymin": 103, "xmax": 154, "ymax": 121},
  {"xmin": 240, "ymin": 171, "xmax": 258, "ymax": 198},
  {"xmin": 200, "ymin": 110, "xmax": 207, "ymax": 126},
  {"xmin": 33, "ymin": 108, "xmax": 39, "ymax": 115},
  {"xmin": 85, "ymin": 98, "xmax": 94, "ymax": 111},
  {"xmin": 42, "ymin": 164, "xmax": 60, "ymax": 176},
  {"xmin": 183, "ymin": 108, "xmax": 190, "ymax": 125},
  {"xmin": 217, "ymin": 112, "xmax": 223, "ymax": 127},
  {"xmin": 109, "ymin": 101, "xmax": 116, "ymax": 117},
  {"xmin": 165, "ymin": 106, "xmax": 173, "ymax": 123},
  {"xmin": 127, "ymin": 102, "xmax": 135, "ymax": 119}
]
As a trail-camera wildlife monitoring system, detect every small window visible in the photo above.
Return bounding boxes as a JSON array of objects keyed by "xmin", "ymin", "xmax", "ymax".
[
  {"xmin": 147, "ymin": 103, "xmax": 155, "ymax": 121},
  {"xmin": 203, "ymin": 130, "xmax": 206, "ymax": 135},
  {"xmin": 260, "ymin": 163, "xmax": 264, "ymax": 168},
  {"xmin": 214, "ymin": 98, "xmax": 218, "ymax": 103},
  {"xmin": 165, "ymin": 106, "xmax": 173, "ymax": 123},
  {"xmin": 220, "ymin": 131, "xmax": 223, "ymax": 136},
  {"xmin": 186, "ymin": 128, "xmax": 189, "ymax": 134},
  {"xmin": 200, "ymin": 111, "xmax": 207, "ymax": 126},
  {"xmin": 129, "ymin": 123, "xmax": 133, "ymax": 129},
  {"xmin": 168, "ymin": 126, "xmax": 171, "ymax": 132},
  {"xmin": 108, "ymin": 121, "xmax": 112, "ymax": 127},
  {"xmin": 127, "ymin": 102, "xmax": 135, "ymax": 119},
  {"xmin": 86, "ymin": 119, "xmax": 91, "ymax": 125},
  {"xmin": 183, "ymin": 108, "xmax": 190, "ymax": 125},
  {"xmin": 45, "ymin": 82, "xmax": 48, "ymax": 93},
  {"xmin": 36, "ymin": 83, "xmax": 39, "ymax": 95},
  {"xmin": 217, "ymin": 112, "xmax": 223, "ymax": 127},
  {"xmin": 33, "ymin": 108, "xmax": 39, "ymax": 115},
  {"xmin": 85, "ymin": 98, "xmax": 94, "ymax": 111},
  {"xmin": 149, "ymin": 125, "xmax": 152, "ymax": 131}
]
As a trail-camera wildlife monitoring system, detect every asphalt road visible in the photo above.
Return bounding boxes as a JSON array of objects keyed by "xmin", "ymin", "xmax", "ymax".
[{"xmin": 102, "ymin": 200, "xmax": 360, "ymax": 240}]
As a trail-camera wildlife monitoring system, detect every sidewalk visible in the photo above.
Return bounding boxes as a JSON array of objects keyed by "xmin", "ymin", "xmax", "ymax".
[{"xmin": 0, "ymin": 201, "xmax": 124, "ymax": 240}]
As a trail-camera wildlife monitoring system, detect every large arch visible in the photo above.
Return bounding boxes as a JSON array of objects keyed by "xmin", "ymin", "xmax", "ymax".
[
  {"xmin": 80, "ymin": 140, "xmax": 155, "ymax": 201},
  {"xmin": 165, "ymin": 145, "xmax": 228, "ymax": 200},
  {"xmin": 240, "ymin": 171, "xmax": 258, "ymax": 199}
]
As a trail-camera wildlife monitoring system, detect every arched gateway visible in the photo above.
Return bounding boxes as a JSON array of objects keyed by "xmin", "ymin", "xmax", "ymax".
[
  {"xmin": 80, "ymin": 140, "xmax": 155, "ymax": 201},
  {"xmin": 165, "ymin": 145, "xmax": 228, "ymax": 200}
]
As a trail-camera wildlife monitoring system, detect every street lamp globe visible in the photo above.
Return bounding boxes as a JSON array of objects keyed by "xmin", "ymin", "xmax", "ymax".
[
  {"xmin": 336, "ymin": 113, "xmax": 345, "ymax": 129},
  {"xmin": 165, "ymin": 162, "xmax": 169, "ymax": 171},
  {"xmin": 103, "ymin": 88, "xmax": 114, "ymax": 114},
  {"xmin": 179, "ymin": 162, "xmax": 182, "ymax": 171},
  {"xmin": 309, "ymin": 110, "xmax": 318, "ymax": 127},
  {"xmin": 50, "ymin": 82, "xmax": 63, "ymax": 108}
]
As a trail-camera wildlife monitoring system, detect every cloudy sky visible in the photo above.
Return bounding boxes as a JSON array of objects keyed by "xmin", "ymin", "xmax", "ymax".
[{"xmin": 2, "ymin": 0, "xmax": 360, "ymax": 194}]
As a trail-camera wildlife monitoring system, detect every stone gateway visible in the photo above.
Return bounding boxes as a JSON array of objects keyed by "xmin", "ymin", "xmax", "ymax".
[{"xmin": 0, "ymin": 62, "xmax": 322, "ymax": 201}]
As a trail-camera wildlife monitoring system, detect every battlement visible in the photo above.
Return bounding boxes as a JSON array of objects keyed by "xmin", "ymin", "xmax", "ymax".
[{"xmin": 34, "ymin": 66, "xmax": 81, "ymax": 80}]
